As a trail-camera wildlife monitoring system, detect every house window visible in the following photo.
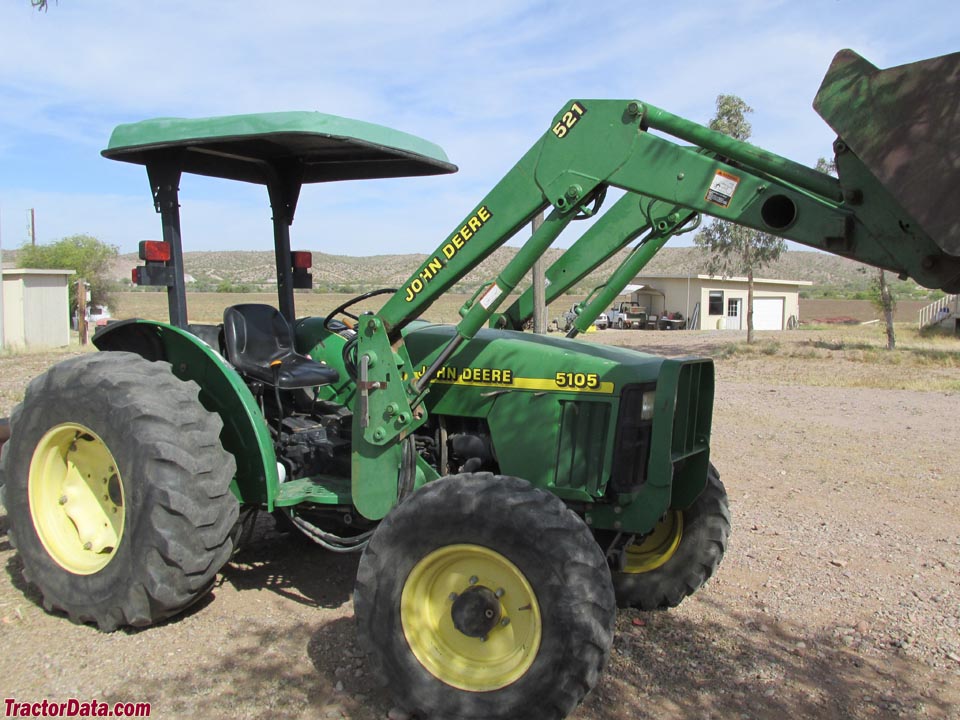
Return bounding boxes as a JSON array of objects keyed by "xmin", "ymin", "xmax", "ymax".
[{"xmin": 708, "ymin": 290, "xmax": 724, "ymax": 315}]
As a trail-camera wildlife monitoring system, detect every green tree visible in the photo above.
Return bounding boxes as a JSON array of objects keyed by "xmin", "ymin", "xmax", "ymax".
[
  {"xmin": 18, "ymin": 234, "xmax": 119, "ymax": 315},
  {"xmin": 695, "ymin": 95, "xmax": 786, "ymax": 343},
  {"xmin": 815, "ymin": 157, "xmax": 836, "ymax": 176}
]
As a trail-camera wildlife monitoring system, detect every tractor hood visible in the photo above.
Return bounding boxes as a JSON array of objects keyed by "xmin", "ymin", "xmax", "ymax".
[{"xmin": 402, "ymin": 322, "xmax": 679, "ymax": 404}]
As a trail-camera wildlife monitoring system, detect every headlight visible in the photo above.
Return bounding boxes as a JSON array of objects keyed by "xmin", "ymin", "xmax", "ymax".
[{"xmin": 641, "ymin": 390, "xmax": 656, "ymax": 421}]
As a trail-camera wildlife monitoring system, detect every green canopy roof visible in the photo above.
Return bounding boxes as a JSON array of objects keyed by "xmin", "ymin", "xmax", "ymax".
[{"xmin": 102, "ymin": 110, "xmax": 457, "ymax": 184}]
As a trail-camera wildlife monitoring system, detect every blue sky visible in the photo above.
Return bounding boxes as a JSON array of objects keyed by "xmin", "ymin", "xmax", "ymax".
[{"xmin": 0, "ymin": 0, "xmax": 957, "ymax": 257}]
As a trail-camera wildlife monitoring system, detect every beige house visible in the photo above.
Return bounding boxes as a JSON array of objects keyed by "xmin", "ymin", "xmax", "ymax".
[
  {"xmin": 1, "ymin": 268, "xmax": 75, "ymax": 348},
  {"xmin": 625, "ymin": 274, "xmax": 812, "ymax": 331}
]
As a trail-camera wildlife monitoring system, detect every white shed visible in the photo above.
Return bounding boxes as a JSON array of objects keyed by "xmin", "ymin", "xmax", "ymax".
[
  {"xmin": 628, "ymin": 274, "xmax": 812, "ymax": 331},
  {"xmin": 1, "ymin": 268, "xmax": 76, "ymax": 348}
]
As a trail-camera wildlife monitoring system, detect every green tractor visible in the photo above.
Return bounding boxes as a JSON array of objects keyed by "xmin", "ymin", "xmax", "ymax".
[{"xmin": 1, "ymin": 49, "xmax": 958, "ymax": 720}]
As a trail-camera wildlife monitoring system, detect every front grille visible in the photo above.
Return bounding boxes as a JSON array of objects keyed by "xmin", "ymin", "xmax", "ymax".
[
  {"xmin": 609, "ymin": 383, "xmax": 655, "ymax": 494},
  {"xmin": 671, "ymin": 361, "xmax": 713, "ymax": 460},
  {"xmin": 554, "ymin": 400, "xmax": 610, "ymax": 495}
]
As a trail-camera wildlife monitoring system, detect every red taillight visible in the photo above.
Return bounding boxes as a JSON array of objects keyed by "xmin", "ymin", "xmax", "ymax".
[
  {"xmin": 292, "ymin": 251, "xmax": 312, "ymax": 269},
  {"xmin": 131, "ymin": 268, "xmax": 140, "ymax": 284},
  {"xmin": 139, "ymin": 240, "xmax": 171, "ymax": 262}
]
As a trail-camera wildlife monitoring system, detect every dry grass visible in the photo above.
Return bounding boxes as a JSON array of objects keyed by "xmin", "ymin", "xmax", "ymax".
[
  {"xmin": 704, "ymin": 325, "xmax": 960, "ymax": 392},
  {"xmin": 0, "ymin": 343, "xmax": 94, "ymax": 417}
]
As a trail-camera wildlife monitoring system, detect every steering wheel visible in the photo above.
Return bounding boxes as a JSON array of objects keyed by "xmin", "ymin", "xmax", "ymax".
[{"xmin": 323, "ymin": 288, "xmax": 398, "ymax": 332}]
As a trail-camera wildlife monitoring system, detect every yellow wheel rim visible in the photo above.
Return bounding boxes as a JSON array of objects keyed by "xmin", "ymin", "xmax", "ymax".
[
  {"xmin": 401, "ymin": 544, "xmax": 542, "ymax": 692},
  {"xmin": 28, "ymin": 423, "xmax": 125, "ymax": 575},
  {"xmin": 622, "ymin": 511, "xmax": 683, "ymax": 574}
]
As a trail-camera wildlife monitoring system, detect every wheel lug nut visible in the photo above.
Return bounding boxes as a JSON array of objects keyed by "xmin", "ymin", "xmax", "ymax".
[
  {"xmin": 448, "ymin": 592, "xmax": 458, "ymax": 601},
  {"xmin": 83, "ymin": 542, "xmax": 92, "ymax": 550},
  {"xmin": 495, "ymin": 588, "xmax": 505, "ymax": 598},
  {"xmin": 501, "ymin": 618, "xmax": 511, "ymax": 627},
  {"xmin": 58, "ymin": 496, "xmax": 68, "ymax": 505},
  {"xmin": 468, "ymin": 576, "xmax": 478, "ymax": 585}
]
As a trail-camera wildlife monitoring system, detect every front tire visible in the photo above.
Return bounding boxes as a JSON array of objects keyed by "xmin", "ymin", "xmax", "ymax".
[
  {"xmin": 612, "ymin": 464, "xmax": 730, "ymax": 610},
  {"xmin": 0, "ymin": 352, "xmax": 239, "ymax": 630},
  {"xmin": 354, "ymin": 473, "xmax": 615, "ymax": 720}
]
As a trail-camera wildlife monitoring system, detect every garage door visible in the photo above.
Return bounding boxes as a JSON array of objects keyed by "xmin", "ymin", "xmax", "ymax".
[{"xmin": 753, "ymin": 297, "xmax": 784, "ymax": 330}]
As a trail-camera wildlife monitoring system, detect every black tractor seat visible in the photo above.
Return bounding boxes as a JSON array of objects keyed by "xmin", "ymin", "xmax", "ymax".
[{"xmin": 223, "ymin": 304, "xmax": 339, "ymax": 389}]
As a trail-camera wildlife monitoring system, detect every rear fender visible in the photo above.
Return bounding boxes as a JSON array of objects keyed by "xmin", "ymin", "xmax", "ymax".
[{"xmin": 92, "ymin": 319, "xmax": 279, "ymax": 508}]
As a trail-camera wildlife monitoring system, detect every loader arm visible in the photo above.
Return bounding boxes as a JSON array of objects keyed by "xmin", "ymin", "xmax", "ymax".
[
  {"xmin": 380, "ymin": 51, "xmax": 960, "ymax": 345},
  {"xmin": 385, "ymin": 102, "xmax": 955, "ymax": 335},
  {"xmin": 377, "ymin": 101, "xmax": 957, "ymax": 348}
]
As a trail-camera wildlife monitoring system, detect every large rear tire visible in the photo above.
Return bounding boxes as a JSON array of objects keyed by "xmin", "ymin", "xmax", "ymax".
[
  {"xmin": 612, "ymin": 464, "xmax": 729, "ymax": 610},
  {"xmin": 0, "ymin": 352, "xmax": 239, "ymax": 631},
  {"xmin": 354, "ymin": 473, "xmax": 615, "ymax": 720}
]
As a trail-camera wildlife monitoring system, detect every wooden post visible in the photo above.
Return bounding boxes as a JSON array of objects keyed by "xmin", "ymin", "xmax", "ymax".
[
  {"xmin": 531, "ymin": 212, "xmax": 546, "ymax": 334},
  {"xmin": 76, "ymin": 279, "xmax": 88, "ymax": 346}
]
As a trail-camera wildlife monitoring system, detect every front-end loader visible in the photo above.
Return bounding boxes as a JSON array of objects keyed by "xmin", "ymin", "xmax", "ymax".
[{"xmin": 0, "ymin": 49, "xmax": 957, "ymax": 720}]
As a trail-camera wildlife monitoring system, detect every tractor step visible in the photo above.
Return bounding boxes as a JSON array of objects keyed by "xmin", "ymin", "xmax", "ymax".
[{"xmin": 275, "ymin": 475, "xmax": 352, "ymax": 507}]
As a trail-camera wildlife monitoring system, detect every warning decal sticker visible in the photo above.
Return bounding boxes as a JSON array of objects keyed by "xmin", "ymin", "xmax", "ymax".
[
  {"xmin": 705, "ymin": 169, "xmax": 740, "ymax": 208},
  {"xmin": 479, "ymin": 283, "xmax": 503, "ymax": 310}
]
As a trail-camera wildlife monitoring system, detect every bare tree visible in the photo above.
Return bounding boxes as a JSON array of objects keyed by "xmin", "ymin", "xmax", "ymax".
[
  {"xmin": 873, "ymin": 268, "xmax": 897, "ymax": 350},
  {"xmin": 695, "ymin": 95, "xmax": 786, "ymax": 343}
]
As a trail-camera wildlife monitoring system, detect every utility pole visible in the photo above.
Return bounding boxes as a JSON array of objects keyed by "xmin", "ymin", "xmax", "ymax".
[
  {"xmin": 29, "ymin": 208, "xmax": 36, "ymax": 246},
  {"xmin": 531, "ymin": 212, "xmax": 546, "ymax": 334}
]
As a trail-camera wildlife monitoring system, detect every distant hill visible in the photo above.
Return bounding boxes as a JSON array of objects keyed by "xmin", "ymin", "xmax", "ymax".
[
  {"xmin": 1, "ymin": 245, "xmax": 939, "ymax": 300},
  {"xmin": 106, "ymin": 246, "xmax": 939, "ymax": 300}
]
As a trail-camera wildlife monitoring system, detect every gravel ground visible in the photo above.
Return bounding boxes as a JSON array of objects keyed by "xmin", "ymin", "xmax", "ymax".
[{"xmin": 0, "ymin": 329, "xmax": 958, "ymax": 719}]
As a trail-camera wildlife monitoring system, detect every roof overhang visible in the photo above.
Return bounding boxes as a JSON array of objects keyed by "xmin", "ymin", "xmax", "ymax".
[
  {"xmin": 102, "ymin": 111, "xmax": 458, "ymax": 184},
  {"xmin": 2, "ymin": 268, "xmax": 76, "ymax": 277},
  {"xmin": 634, "ymin": 273, "xmax": 813, "ymax": 287}
]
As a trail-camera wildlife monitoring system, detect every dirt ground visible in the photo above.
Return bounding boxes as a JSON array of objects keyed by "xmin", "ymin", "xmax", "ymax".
[{"xmin": 0, "ymin": 327, "xmax": 958, "ymax": 719}]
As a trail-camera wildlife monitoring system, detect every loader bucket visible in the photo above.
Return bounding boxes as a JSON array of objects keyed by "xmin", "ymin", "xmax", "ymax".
[{"xmin": 814, "ymin": 49, "xmax": 960, "ymax": 257}]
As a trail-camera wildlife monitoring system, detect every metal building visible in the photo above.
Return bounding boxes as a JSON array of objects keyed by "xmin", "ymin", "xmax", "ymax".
[
  {"xmin": 1, "ymin": 268, "xmax": 75, "ymax": 348},
  {"xmin": 626, "ymin": 274, "xmax": 812, "ymax": 331}
]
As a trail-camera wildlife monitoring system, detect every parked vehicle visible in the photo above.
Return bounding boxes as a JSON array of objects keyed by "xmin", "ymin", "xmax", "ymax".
[
  {"xmin": 607, "ymin": 301, "xmax": 646, "ymax": 329},
  {"xmin": 71, "ymin": 304, "xmax": 112, "ymax": 331}
]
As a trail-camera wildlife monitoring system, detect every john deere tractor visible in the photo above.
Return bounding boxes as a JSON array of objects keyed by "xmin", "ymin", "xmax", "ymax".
[{"xmin": 1, "ymin": 49, "xmax": 957, "ymax": 720}]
